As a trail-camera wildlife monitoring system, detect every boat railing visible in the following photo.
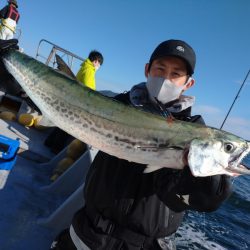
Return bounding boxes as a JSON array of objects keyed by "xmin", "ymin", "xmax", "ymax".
[
  {"xmin": 15, "ymin": 28, "xmax": 22, "ymax": 39},
  {"xmin": 35, "ymin": 39, "xmax": 85, "ymax": 73}
]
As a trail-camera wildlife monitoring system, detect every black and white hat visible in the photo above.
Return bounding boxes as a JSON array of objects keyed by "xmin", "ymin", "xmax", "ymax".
[{"xmin": 149, "ymin": 39, "xmax": 196, "ymax": 75}]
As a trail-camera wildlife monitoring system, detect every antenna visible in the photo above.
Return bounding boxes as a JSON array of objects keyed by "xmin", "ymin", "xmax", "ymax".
[{"xmin": 220, "ymin": 69, "xmax": 250, "ymax": 129}]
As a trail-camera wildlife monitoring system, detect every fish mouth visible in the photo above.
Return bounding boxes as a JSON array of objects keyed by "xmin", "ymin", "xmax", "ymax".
[
  {"xmin": 226, "ymin": 148, "xmax": 250, "ymax": 176},
  {"xmin": 226, "ymin": 163, "xmax": 250, "ymax": 176}
]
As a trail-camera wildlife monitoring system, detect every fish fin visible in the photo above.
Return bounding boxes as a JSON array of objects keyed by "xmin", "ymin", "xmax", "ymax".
[
  {"xmin": 55, "ymin": 54, "xmax": 76, "ymax": 79},
  {"xmin": 154, "ymin": 98, "xmax": 175, "ymax": 120},
  {"xmin": 34, "ymin": 115, "xmax": 55, "ymax": 127},
  {"xmin": 143, "ymin": 165, "xmax": 163, "ymax": 173}
]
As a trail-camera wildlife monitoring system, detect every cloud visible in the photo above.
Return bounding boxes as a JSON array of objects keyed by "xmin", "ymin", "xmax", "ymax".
[
  {"xmin": 193, "ymin": 105, "xmax": 221, "ymax": 115},
  {"xmin": 222, "ymin": 117, "xmax": 250, "ymax": 140},
  {"xmin": 226, "ymin": 117, "xmax": 250, "ymax": 127},
  {"xmin": 235, "ymin": 72, "xmax": 250, "ymax": 86},
  {"xmin": 193, "ymin": 105, "xmax": 250, "ymax": 140},
  {"xmin": 192, "ymin": 105, "xmax": 223, "ymax": 128}
]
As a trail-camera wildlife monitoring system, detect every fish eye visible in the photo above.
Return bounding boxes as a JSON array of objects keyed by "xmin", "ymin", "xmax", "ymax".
[{"xmin": 224, "ymin": 143, "xmax": 235, "ymax": 153}]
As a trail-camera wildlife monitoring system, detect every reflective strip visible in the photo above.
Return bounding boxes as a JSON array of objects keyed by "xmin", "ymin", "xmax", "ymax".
[
  {"xmin": 69, "ymin": 225, "xmax": 91, "ymax": 250},
  {"xmin": 1, "ymin": 18, "xmax": 16, "ymax": 32},
  {"xmin": 8, "ymin": 5, "xmax": 20, "ymax": 22}
]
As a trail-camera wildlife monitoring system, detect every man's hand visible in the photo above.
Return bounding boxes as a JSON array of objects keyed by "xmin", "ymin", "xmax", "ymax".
[
  {"xmin": 182, "ymin": 148, "xmax": 189, "ymax": 166},
  {"xmin": 0, "ymin": 39, "xmax": 19, "ymax": 53}
]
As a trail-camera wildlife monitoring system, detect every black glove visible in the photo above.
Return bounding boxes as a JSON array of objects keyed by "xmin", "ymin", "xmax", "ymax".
[{"xmin": 0, "ymin": 39, "xmax": 19, "ymax": 53}]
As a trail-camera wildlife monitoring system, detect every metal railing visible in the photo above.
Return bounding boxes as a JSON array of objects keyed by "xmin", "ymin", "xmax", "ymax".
[
  {"xmin": 15, "ymin": 28, "xmax": 21, "ymax": 39},
  {"xmin": 35, "ymin": 39, "xmax": 85, "ymax": 72}
]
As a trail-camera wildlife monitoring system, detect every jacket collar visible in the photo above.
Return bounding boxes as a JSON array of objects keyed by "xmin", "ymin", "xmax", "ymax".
[
  {"xmin": 129, "ymin": 82, "xmax": 195, "ymax": 114},
  {"xmin": 82, "ymin": 59, "xmax": 95, "ymax": 71}
]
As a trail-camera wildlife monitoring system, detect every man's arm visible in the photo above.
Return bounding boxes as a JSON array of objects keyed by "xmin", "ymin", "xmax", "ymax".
[
  {"xmin": 0, "ymin": 39, "xmax": 19, "ymax": 51},
  {"xmin": 82, "ymin": 69, "xmax": 95, "ymax": 90},
  {"xmin": 175, "ymin": 167, "xmax": 233, "ymax": 212},
  {"xmin": 0, "ymin": 6, "xmax": 9, "ymax": 19},
  {"xmin": 156, "ymin": 166, "xmax": 233, "ymax": 212}
]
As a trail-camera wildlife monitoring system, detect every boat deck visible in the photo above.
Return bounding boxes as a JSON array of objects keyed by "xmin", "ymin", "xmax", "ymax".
[
  {"xmin": 0, "ymin": 98, "xmax": 96, "ymax": 250},
  {"xmin": 0, "ymin": 47, "xmax": 99, "ymax": 249}
]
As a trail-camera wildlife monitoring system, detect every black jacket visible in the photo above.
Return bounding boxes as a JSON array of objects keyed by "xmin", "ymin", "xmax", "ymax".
[
  {"xmin": 0, "ymin": 6, "xmax": 9, "ymax": 19},
  {"xmin": 72, "ymin": 92, "xmax": 232, "ymax": 250},
  {"xmin": 0, "ymin": 4, "xmax": 19, "ymax": 22}
]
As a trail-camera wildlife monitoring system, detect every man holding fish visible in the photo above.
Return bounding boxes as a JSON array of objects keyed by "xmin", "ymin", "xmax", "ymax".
[
  {"xmin": 1, "ymin": 38, "xmax": 245, "ymax": 250},
  {"xmin": 57, "ymin": 40, "xmax": 232, "ymax": 250}
]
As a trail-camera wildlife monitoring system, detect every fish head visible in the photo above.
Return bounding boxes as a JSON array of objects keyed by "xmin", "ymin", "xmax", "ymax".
[{"xmin": 188, "ymin": 137, "xmax": 250, "ymax": 177}]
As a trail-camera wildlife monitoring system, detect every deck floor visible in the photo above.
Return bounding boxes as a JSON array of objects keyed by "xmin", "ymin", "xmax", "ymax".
[
  {"xmin": 0, "ymin": 156, "xmax": 62, "ymax": 250},
  {"xmin": 0, "ymin": 118, "xmax": 92, "ymax": 249}
]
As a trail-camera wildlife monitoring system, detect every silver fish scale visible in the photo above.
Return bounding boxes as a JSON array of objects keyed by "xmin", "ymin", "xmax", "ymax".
[
  {"xmin": 3, "ymin": 50, "xmax": 250, "ymax": 175},
  {"xmin": 4, "ymin": 55, "xmax": 175, "ymax": 165}
]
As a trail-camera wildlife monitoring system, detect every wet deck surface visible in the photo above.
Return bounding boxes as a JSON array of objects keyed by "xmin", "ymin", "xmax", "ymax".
[
  {"xmin": 0, "ymin": 137, "xmax": 94, "ymax": 250},
  {"xmin": 0, "ymin": 117, "xmax": 62, "ymax": 250},
  {"xmin": 0, "ymin": 118, "xmax": 55, "ymax": 163},
  {"xmin": 0, "ymin": 156, "xmax": 58, "ymax": 250},
  {"xmin": 0, "ymin": 116, "xmax": 95, "ymax": 250},
  {"xmin": 0, "ymin": 90, "xmax": 96, "ymax": 249}
]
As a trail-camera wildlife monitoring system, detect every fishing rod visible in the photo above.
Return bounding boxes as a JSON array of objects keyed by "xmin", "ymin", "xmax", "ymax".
[{"xmin": 220, "ymin": 69, "xmax": 250, "ymax": 129}]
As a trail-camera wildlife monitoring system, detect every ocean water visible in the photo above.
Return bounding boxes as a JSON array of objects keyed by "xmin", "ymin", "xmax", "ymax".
[{"xmin": 176, "ymin": 155, "xmax": 250, "ymax": 250}]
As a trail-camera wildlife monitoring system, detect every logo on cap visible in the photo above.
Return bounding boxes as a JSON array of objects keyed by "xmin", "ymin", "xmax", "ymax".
[{"xmin": 176, "ymin": 46, "xmax": 184, "ymax": 53}]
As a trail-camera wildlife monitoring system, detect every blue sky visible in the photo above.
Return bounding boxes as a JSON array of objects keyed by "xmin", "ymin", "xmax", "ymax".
[{"xmin": 8, "ymin": 0, "xmax": 250, "ymax": 139}]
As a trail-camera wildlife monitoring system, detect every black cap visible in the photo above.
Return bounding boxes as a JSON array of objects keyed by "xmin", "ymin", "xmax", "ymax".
[
  {"xmin": 149, "ymin": 39, "xmax": 196, "ymax": 75},
  {"xmin": 9, "ymin": 0, "xmax": 18, "ymax": 8}
]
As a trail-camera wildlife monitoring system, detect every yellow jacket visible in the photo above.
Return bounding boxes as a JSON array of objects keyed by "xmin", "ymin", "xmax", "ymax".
[{"xmin": 76, "ymin": 59, "xmax": 96, "ymax": 90}]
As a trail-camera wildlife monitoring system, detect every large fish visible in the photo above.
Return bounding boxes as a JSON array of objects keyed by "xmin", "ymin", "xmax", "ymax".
[{"xmin": 2, "ymin": 50, "xmax": 250, "ymax": 177}]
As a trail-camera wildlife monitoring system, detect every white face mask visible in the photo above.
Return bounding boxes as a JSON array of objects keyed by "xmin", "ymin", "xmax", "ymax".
[
  {"xmin": 146, "ymin": 76, "xmax": 188, "ymax": 104},
  {"xmin": 94, "ymin": 64, "xmax": 100, "ymax": 71}
]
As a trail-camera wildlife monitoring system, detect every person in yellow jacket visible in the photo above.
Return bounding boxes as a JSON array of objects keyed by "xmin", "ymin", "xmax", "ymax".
[
  {"xmin": 0, "ymin": 0, "xmax": 20, "ymax": 40},
  {"xmin": 76, "ymin": 50, "xmax": 104, "ymax": 90}
]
